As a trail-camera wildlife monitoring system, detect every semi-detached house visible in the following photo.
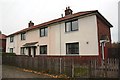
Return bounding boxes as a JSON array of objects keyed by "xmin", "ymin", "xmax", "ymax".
[{"xmin": 6, "ymin": 7, "xmax": 113, "ymax": 60}]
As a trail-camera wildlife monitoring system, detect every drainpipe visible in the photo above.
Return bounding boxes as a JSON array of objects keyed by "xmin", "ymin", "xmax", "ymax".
[
  {"xmin": 100, "ymin": 40, "xmax": 109, "ymax": 77},
  {"xmin": 60, "ymin": 23, "xmax": 61, "ymax": 56},
  {"xmin": 59, "ymin": 23, "xmax": 62, "ymax": 74},
  {"xmin": 101, "ymin": 42, "xmax": 105, "ymax": 61},
  {"xmin": 100, "ymin": 40, "xmax": 109, "ymax": 62}
]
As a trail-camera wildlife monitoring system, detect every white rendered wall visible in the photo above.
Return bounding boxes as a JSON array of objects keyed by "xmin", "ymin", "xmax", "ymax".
[{"xmin": 6, "ymin": 15, "xmax": 99, "ymax": 56}]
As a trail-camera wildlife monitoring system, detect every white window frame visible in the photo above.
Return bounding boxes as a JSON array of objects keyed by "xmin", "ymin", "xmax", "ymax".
[
  {"xmin": 65, "ymin": 20, "xmax": 78, "ymax": 32},
  {"xmin": 21, "ymin": 33, "xmax": 26, "ymax": 40},
  {"xmin": 10, "ymin": 48, "xmax": 13, "ymax": 53},
  {"xmin": 10, "ymin": 36, "xmax": 14, "ymax": 42},
  {"xmin": 66, "ymin": 42, "xmax": 79, "ymax": 55},
  {"xmin": 40, "ymin": 45, "xmax": 47, "ymax": 54},
  {"xmin": 40, "ymin": 27, "xmax": 48, "ymax": 37}
]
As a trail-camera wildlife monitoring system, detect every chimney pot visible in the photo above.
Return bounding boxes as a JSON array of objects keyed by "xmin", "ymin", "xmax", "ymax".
[
  {"xmin": 28, "ymin": 21, "xmax": 34, "ymax": 27},
  {"xmin": 65, "ymin": 6, "xmax": 73, "ymax": 16},
  {"xmin": 66, "ymin": 7, "xmax": 68, "ymax": 9},
  {"xmin": 68, "ymin": 6, "xmax": 70, "ymax": 9}
]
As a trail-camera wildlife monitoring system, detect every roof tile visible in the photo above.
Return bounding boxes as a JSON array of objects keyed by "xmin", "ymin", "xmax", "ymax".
[{"xmin": 7, "ymin": 10, "xmax": 112, "ymax": 37}]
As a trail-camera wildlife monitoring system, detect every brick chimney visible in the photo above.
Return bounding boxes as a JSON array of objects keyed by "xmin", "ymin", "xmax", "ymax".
[
  {"xmin": 28, "ymin": 21, "xmax": 34, "ymax": 27},
  {"xmin": 65, "ymin": 6, "xmax": 73, "ymax": 16}
]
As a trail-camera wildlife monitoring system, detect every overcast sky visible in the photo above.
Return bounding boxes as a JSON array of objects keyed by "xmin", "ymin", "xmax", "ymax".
[{"xmin": 0, "ymin": 0, "xmax": 119, "ymax": 42}]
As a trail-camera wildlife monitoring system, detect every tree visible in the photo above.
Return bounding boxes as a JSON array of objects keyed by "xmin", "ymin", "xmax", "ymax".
[{"xmin": 111, "ymin": 42, "xmax": 119, "ymax": 48}]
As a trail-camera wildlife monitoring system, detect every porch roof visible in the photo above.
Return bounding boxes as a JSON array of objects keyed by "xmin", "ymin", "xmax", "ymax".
[{"xmin": 23, "ymin": 42, "xmax": 38, "ymax": 47}]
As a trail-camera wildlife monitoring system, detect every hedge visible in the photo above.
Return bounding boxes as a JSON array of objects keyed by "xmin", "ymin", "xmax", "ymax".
[{"xmin": 1, "ymin": 52, "xmax": 16, "ymax": 56}]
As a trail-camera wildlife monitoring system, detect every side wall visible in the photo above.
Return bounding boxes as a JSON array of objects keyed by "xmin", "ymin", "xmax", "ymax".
[{"xmin": 97, "ymin": 17, "xmax": 112, "ymax": 59}]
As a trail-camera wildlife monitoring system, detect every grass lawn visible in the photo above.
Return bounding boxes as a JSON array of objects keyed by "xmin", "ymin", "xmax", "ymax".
[{"xmin": 74, "ymin": 66, "xmax": 89, "ymax": 77}]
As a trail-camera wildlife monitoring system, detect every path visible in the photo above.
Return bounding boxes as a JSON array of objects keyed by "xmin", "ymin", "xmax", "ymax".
[{"xmin": 2, "ymin": 65, "xmax": 52, "ymax": 78}]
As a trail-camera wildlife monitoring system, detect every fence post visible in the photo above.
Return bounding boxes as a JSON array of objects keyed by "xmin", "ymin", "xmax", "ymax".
[
  {"xmin": 60, "ymin": 58, "xmax": 62, "ymax": 74},
  {"xmin": 118, "ymin": 57, "xmax": 120, "ymax": 79},
  {"xmin": 104, "ymin": 59, "xmax": 107, "ymax": 78},
  {"xmin": 63, "ymin": 58, "xmax": 65, "ymax": 75},
  {"xmin": 72, "ymin": 58, "xmax": 74, "ymax": 77},
  {"xmin": 37, "ymin": 56, "xmax": 39, "ymax": 71},
  {"xmin": 89, "ymin": 60, "xmax": 92, "ymax": 78},
  {"xmin": 94, "ymin": 60, "xmax": 97, "ymax": 78}
]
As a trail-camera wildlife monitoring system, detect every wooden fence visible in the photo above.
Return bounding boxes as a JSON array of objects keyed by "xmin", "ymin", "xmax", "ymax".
[{"xmin": 2, "ymin": 55, "xmax": 120, "ymax": 78}]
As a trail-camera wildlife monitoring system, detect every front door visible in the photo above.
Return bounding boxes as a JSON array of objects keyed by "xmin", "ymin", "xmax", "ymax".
[{"xmin": 28, "ymin": 47, "xmax": 31, "ymax": 56}]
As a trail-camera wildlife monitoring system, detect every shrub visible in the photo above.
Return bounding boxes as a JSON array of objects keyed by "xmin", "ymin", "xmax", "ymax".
[{"xmin": 2, "ymin": 52, "xmax": 16, "ymax": 56}]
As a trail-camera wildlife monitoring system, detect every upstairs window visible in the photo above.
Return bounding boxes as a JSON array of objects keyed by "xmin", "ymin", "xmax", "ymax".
[
  {"xmin": 40, "ymin": 45, "xmax": 47, "ymax": 54},
  {"xmin": 10, "ymin": 36, "xmax": 14, "ymax": 42},
  {"xmin": 21, "ymin": 33, "xmax": 26, "ymax": 40},
  {"xmin": 40, "ymin": 27, "xmax": 48, "ymax": 37},
  {"xmin": 66, "ymin": 42, "xmax": 79, "ymax": 55},
  {"xmin": 65, "ymin": 20, "xmax": 78, "ymax": 32},
  {"xmin": 10, "ymin": 48, "xmax": 13, "ymax": 53}
]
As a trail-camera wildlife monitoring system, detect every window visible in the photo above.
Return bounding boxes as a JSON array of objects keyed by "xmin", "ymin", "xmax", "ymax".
[
  {"xmin": 10, "ymin": 48, "xmax": 13, "ymax": 53},
  {"xmin": 66, "ymin": 42, "xmax": 79, "ymax": 54},
  {"xmin": 21, "ymin": 33, "xmax": 26, "ymax": 40},
  {"xmin": 40, "ymin": 27, "xmax": 48, "ymax": 37},
  {"xmin": 72, "ymin": 20, "xmax": 78, "ymax": 31},
  {"xmin": 66, "ymin": 22, "xmax": 71, "ymax": 32},
  {"xmin": 10, "ymin": 36, "xmax": 14, "ymax": 42},
  {"xmin": 21, "ymin": 47, "xmax": 25, "ymax": 55},
  {"xmin": 65, "ymin": 20, "xmax": 78, "ymax": 32},
  {"xmin": 45, "ymin": 28, "xmax": 48, "ymax": 36},
  {"xmin": 40, "ymin": 45, "xmax": 47, "ymax": 54}
]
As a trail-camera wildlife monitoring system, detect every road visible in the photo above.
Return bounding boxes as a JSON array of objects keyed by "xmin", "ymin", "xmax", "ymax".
[{"xmin": 2, "ymin": 65, "xmax": 52, "ymax": 78}]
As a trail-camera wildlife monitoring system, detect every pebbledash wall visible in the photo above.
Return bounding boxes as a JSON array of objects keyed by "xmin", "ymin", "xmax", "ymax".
[{"xmin": 6, "ymin": 15, "xmax": 98, "ymax": 56}]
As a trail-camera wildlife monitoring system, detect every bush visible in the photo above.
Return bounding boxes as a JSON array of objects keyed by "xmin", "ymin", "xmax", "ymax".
[
  {"xmin": 2, "ymin": 52, "xmax": 16, "ymax": 56},
  {"xmin": 74, "ymin": 66, "xmax": 88, "ymax": 77}
]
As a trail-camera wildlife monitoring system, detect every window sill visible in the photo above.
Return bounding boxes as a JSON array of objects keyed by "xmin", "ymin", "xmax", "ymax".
[
  {"xmin": 21, "ymin": 39, "xmax": 26, "ymax": 41},
  {"xmin": 66, "ymin": 54, "xmax": 79, "ymax": 56},
  {"xmin": 40, "ymin": 36, "xmax": 48, "ymax": 38},
  {"xmin": 65, "ymin": 29, "xmax": 78, "ymax": 33},
  {"xmin": 21, "ymin": 54, "xmax": 25, "ymax": 55},
  {"xmin": 40, "ymin": 54, "xmax": 47, "ymax": 55}
]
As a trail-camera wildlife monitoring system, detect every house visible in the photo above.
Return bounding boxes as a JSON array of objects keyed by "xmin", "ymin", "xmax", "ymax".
[
  {"xmin": 6, "ymin": 7, "xmax": 112, "ymax": 60},
  {"xmin": 0, "ymin": 33, "xmax": 6, "ymax": 52}
]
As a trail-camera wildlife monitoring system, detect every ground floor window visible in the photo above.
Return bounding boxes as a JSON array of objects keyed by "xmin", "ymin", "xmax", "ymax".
[
  {"xmin": 66, "ymin": 42, "xmax": 79, "ymax": 54},
  {"xmin": 40, "ymin": 45, "xmax": 47, "ymax": 54},
  {"xmin": 20, "ymin": 47, "xmax": 25, "ymax": 55},
  {"xmin": 10, "ymin": 48, "xmax": 13, "ymax": 53}
]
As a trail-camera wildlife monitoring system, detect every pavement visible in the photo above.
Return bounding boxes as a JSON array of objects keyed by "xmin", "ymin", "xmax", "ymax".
[{"xmin": 2, "ymin": 65, "xmax": 52, "ymax": 78}]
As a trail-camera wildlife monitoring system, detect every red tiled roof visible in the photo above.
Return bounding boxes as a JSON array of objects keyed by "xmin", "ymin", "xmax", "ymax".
[
  {"xmin": 0, "ymin": 34, "xmax": 6, "ymax": 39},
  {"xmin": 7, "ymin": 10, "xmax": 113, "ymax": 37}
]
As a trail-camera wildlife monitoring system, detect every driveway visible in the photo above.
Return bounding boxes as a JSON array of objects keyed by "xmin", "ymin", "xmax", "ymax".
[{"xmin": 2, "ymin": 65, "xmax": 52, "ymax": 78}]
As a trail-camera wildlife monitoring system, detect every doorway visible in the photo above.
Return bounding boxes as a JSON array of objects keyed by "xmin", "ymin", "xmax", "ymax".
[{"xmin": 28, "ymin": 47, "xmax": 31, "ymax": 56}]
